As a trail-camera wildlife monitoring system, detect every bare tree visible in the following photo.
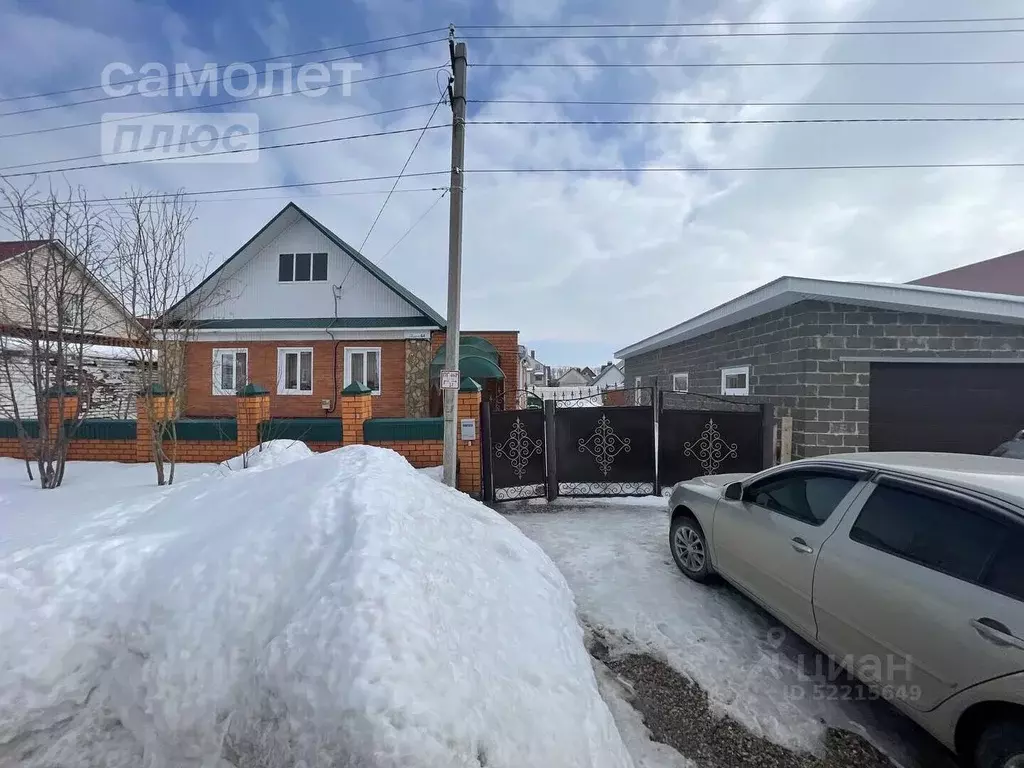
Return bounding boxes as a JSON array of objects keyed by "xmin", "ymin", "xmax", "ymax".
[
  {"xmin": 0, "ymin": 180, "xmax": 116, "ymax": 488},
  {"xmin": 107, "ymin": 189, "xmax": 206, "ymax": 486}
]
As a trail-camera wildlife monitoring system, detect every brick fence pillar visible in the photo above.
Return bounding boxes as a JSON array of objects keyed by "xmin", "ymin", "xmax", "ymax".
[
  {"xmin": 135, "ymin": 384, "xmax": 177, "ymax": 462},
  {"xmin": 236, "ymin": 383, "xmax": 270, "ymax": 455},
  {"xmin": 341, "ymin": 382, "xmax": 373, "ymax": 446},
  {"xmin": 45, "ymin": 387, "xmax": 79, "ymax": 444},
  {"xmin": 457, "ymin": 377, "xmax": 483, "ymax": 496}
]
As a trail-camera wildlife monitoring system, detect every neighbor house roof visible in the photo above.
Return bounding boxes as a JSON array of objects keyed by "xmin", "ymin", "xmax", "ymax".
[
  {"xmin": 167, "ymin": 202, "xmax": 445, "ymax": 327},
  {"xmin": 0, "ymin": 240, "xmax": 49, "ymax": 263},
  {"xmin": 616, "ymin": 276, "xmax": 1024, "ymax": 359},
  {"xmin": 910, "ymin": 249, "xmax": 1024, "ymax": 297}
]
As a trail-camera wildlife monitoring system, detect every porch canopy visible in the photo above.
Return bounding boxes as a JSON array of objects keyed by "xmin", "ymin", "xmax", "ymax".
[{"xmin": 430, "ymin": 336, "xmax": 504, "ymax": 381}]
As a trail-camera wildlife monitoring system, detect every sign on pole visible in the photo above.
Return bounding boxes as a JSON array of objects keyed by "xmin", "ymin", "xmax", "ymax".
[{"xmin": 440, "ymin": 369, "xmax": 461, "ymax": 390}]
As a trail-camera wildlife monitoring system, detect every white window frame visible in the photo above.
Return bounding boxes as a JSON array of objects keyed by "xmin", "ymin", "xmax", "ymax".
[
  {"xmin": 212, "ymin": 348, "xmax": 248, "ymax": 396},
  {"xmin": 721, "ymin": 365, "xmax": 751, "ymax": 396},
  {"xmin": 279, "ymin": 252, "xmax": 329, "ymax": 283},
  {"xmin": 277, "ymin": 347, "xmax": 314, "ymax": 395},
  {"xmin": 345, "ymin": 347, "xmax": 382, "ymax": 396},
  {"xmin": 671, "ymin": 372, "xmax": 689, "ymax": 393}
]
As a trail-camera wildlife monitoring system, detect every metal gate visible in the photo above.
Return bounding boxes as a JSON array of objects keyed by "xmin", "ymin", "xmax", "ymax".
[
  {"xmin": 658, "ymin": 392, "xmax": 771, "ymax": 488},
  {"xmin": 552, "ymin": 390, "xmax": 656, "ymax": 496},
  {"xmin": 483, "ymin": 391, "xmax": 547, "ymax": 501}
]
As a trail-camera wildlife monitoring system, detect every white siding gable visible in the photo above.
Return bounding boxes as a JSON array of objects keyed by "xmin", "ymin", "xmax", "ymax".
[{"xmin": 194, "ymin": 209, "xmax": 424, "ymax": 322}]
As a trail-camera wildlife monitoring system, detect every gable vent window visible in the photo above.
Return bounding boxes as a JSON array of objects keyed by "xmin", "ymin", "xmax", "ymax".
[{"xmin": 279, "ymin": 252, "xmax": 328, "ymax": 282}]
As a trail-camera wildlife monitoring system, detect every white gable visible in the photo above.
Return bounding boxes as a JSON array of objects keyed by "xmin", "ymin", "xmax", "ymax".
[{"xmin": 193, "ymin": 208, "xmax": 425, "ymax": 322}]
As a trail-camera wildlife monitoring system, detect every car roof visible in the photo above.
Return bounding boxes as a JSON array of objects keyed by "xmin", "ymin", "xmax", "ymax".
[{"xmin": 789, "ymin": 452, "xmax": 1024, "ymax": 510}]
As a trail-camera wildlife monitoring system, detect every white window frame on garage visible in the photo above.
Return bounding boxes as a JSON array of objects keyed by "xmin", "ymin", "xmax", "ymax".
[
  {"xmin": 671, "ymin": 372, "xmax": 689, "ymax": 393},
  {"xmin": 721, "ymin": 365, "xmax": 751, "ymax": 396},
  {"xmin": 277, "ymin": 347, "xmax": 314, "ymax": 395},
  {"xmin": 345, "ymin": 347, "xmax": 382, "ymax": 395},
  {"xmin": 212, "ymin": 348, "xmax": 248, "ymax": 396}
]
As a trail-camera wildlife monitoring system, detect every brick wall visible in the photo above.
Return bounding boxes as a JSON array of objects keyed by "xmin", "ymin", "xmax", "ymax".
[
  {"xmin": 625, "ymin": 299, "xmax": 1024, "ymax": 459},
  {"xmin": 369, "ymin": 439, "xmax": 443, "ymax": 467},
  {"xmin": 67, "ymin": 438, "xmax": 135, "ymax": 462},
  {"xmin": 185, "ymin": 340, "xmax": 408, "ymax": 418}
]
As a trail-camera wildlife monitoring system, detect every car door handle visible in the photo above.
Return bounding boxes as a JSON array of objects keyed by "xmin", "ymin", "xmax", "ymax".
[
  {"xmin": 971, "ymin": 618, "xmax": 1024, "ymax": 651},
  {"xmin": 791, "ymin": 537, "xmax": 814, "ymax": 554}
]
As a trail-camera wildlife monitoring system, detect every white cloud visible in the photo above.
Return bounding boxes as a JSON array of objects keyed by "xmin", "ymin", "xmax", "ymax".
[{"xmin": 2, "ymin": 0, "xmax": 1024, "ymax": 365}]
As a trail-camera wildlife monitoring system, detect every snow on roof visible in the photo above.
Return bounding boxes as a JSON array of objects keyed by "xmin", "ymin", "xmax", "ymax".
[
  {"xmin": 0, "ymin": 445, "xmax": 631, "ymax": 767},
  {"xmin": 617, "ymin": 275, "xmax": 1024, "ymax": 359}
]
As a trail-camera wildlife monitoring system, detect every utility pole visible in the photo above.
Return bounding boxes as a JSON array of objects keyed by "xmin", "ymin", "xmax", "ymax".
[{"xmin": 442, "ymin": 34, "xmax": 467, "ymax": 488}]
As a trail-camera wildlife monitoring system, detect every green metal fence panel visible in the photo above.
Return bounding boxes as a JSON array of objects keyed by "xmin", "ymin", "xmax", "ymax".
[
  {"xmin": 363, "ymin": 417, "xmax": 443, "ymax": 442},
  {"xmin": 0, "ymin": 420, "xmax": 40, "ymax": 438},
  {"xmin": 172, "ymin": 419, "xmax": 237, "ymax": 442},
  {"xmin": 72, "ymin": 420, "xmax": 137, "ymax": 440},
  {"xmin": 258, "ymin": 418, "xmax": 342, "ymax": 444}
]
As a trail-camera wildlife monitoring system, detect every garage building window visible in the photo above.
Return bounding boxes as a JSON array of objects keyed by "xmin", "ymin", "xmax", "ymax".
[{"xmin": 721, "ymin": 365, "xmax": 750, "ymax": 396}]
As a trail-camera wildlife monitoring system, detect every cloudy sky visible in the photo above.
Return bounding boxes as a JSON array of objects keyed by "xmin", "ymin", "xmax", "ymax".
[{"xmin": 2, "ymin": 0, "xmax": 1024, "ymax": 365}]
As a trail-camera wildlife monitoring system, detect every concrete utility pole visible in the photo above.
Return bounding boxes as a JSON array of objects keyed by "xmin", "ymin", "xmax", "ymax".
[{"xmin": 442, "ymin": 37, "xmax": 467, "ymax": 487}]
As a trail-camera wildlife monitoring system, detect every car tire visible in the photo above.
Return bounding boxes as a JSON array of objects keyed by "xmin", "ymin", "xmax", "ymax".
[
  {"xmin": 670, "ymin": 514, "xmax": 712, "ymax": 583},
  {"xmin": 974, "ymin": 719, "xmax": 1024, "ymax": 768}
]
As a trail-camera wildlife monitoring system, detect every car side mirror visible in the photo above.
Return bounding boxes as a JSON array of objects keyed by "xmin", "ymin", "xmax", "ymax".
[{"xmin": 723, "ymin": 482, "xmax": 743, "ymax": 501}]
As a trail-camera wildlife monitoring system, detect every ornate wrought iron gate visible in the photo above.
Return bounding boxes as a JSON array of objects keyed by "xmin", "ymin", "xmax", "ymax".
[
  {"xmin": 483, "ymin": 393, "xmax": 547, "ymax": 501},
  {"xmin": 658, "ymin": 393, "xmax": 771, "ymax": 489}
]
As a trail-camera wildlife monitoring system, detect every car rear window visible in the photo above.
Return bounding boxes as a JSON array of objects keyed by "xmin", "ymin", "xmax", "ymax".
[{"xmin": 850, "ymin": 482, "xmax": 1006, "ymax": 583}]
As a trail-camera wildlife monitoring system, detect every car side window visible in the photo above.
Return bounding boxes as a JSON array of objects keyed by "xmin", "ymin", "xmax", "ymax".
[
  {"xmin": 983, "ymin": 530, "xmax": 1024, "ymax": 603},
  {"xmin": 849, "ymin": 482, "xmax": 1006, "ymax": 584},
  {"xmin": 744, "ymin": 471, "xmax": 859, "ymax": 526}
]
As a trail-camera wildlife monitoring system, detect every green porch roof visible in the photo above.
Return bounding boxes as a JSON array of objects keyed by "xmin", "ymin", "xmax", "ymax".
[{"xmin": 430, "ymin": 336, "xmax": 504, "ymax": 380}]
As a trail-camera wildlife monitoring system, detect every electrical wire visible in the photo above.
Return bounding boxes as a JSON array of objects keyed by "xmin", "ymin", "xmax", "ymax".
[
  {"xmin": 468, "ymin": 116, "xmax": 1024, "ymax": 125},
  {"xmin": 0, "ymin": 102, "xmax": 439, "ymax": 172},
  {"xmin": 0, "ymin": 124, "xmax": 450, "ymax": 178},
  {"xmin": 469, "ymin": 98, "xmax": 1024, "ymax": 107},
  {"xmin": 472, "ymin": 59, "xmax": 1024, "ymax": 69},
  {"xmin": 376, "ymin": 189, "xmax": 449, "ymax": 262},
  {"xmin": 463, "ymin": 28, "xmax": 1024, "ymax": 40},
  {"xmin": 0, "ymin": 28, "xmax": 448, "ymax": 105},
  {"xmin": 0, "ymin": 39, "xmax": 447, "ymax": 120},
  {"xmin": 458, "ymin": 16, "xmax": 1024, "ymax": 29},
  {"xmin": 0, "ymin": 66, "xmax": 444, "ymax": 140},
  {"xmin": 461, "ymin": 162, "xmax": 1024, "ymax": 173}
]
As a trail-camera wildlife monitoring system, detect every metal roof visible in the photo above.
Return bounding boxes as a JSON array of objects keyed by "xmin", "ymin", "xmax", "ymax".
[{"xmin": 617, "ymin": 276, "xmax": 1024, "ymax": 359}]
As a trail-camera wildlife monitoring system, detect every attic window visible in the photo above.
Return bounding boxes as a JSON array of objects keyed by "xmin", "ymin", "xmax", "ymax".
[{"xmin": 279, "ymin": 253, "xmax": 328, "ymax": 283}]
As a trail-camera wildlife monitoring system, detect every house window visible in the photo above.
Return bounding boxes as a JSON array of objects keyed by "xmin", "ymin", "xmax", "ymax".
[
  {"xmin": 278, "ymin": 348, "xmax": 313, "ymax": 394},
  {"xmin": 279, "ymin": 252, "xmax": 328, "ymax": 282},
  {"xmin": 721, "ymin": 365, "xmax": 750, "ymax": 396},
  {"xmin": 345, "ymin": 347, "xmax": 381, "ymax": 395},
  {"xmin": 213, "ymin": 348, "xmax": 248, "ymax": 395},
  {"xmin": 672, "ymin": 372, "xmax": 689, "ymax": 393}
]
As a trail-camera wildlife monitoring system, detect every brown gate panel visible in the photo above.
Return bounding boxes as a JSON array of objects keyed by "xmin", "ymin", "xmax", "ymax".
[
  {"xmin": 659, "ymin": 408, "xmax": 767, "ymax": 487},
  {"xmin": 869, "ymin": 363, "xmax": 1024, "ymax": 455}
]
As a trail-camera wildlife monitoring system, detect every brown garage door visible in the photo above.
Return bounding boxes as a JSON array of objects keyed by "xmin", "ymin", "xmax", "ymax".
[{"xmin": 869, "ymin": 363, "xmax": 1024, "ymax": 454}]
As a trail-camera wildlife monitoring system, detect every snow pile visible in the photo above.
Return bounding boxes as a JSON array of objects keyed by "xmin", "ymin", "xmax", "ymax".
[
  {"xmin": 221, "ymin": 438, "xmax": 314, "ymax": 472},
  {"xmin": 0, "ymin": 446, "xmax": 631, "ymax": 768}
]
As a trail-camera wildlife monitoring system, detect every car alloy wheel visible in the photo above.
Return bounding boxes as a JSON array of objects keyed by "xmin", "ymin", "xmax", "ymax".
[
  {"xmin": 673, "ymin": 523, "xmax": 706, "ymax": 574},
  {"xmin": 1005, "ymin": 756, "xmax": 1024, "ymax": 768}
]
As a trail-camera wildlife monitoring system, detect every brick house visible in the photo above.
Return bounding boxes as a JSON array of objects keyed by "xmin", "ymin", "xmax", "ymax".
[
  {"xmin": 169, "ymin": 203, "xmax": 517, "ymax": 418},
  {"xmin": 617, "ymin": 276, "xmax": 1024, "ymax": 459}
]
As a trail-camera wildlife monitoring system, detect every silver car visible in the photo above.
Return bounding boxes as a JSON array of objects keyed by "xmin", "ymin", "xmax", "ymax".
[{"xmin": 667, "ymin": 452, "xmax": 1024, "ymax": 768}]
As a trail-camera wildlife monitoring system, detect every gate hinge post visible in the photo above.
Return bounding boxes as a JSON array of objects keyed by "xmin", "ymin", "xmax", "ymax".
[{"xmin": 544, "ymin": 398, "xmax": 558, "ymax": 502}]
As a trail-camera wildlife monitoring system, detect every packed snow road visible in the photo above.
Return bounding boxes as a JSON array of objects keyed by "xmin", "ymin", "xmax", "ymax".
[{"xmin": 507, "ymin": 501, "xmax": 957, "ymax": 768}]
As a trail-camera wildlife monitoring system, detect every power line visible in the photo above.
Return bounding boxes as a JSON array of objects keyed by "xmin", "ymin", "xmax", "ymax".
[
  {"xmin": 472, "ymin": 59, "xmax": 1024, "ymax": 69},
  {"xmin": 464, "ymin": 28, "xmax": 1024, "ymax": 40},
  {"xmin": 0, "ymin": 28, "xmax": 448, "ymax": 105},
  {"xmin": 0, "ymin": 124, "xmax": 450, "ymax": 179},
  {"xmin": 458, "ymin": 16, "xmax": 1024, "ymax": 29},
  {"xmin": 462, "ymin": 162, "xmax": 1024, "ymax": 173},
  {"xmin": 469, "ymin": 116, "xmax": 1024, "ymax": 125},
  {"xmin": 0, "ymin": 102, "xmax": 438, "ymax": 172},
  {"xmin": 0, "ymin": 66, "xmax": 444, "ymax": 140},
  {"xmin": 0, "ymin": 39, "xmax": 446, "ymax": 120},
  {"xmin": 358, "ymin": 93, "xmax": 448, "ymax": 252},
  {"xmin": 0, "ymin": 171, "xmax": 451, "ymax": 211},
  {"xmin": 470, "ymin": 98, "xmax": 1024, "ymax": 107},
  {"xmin": 376, "ymin": 189, "xmax": 449, "ymax": 262}
]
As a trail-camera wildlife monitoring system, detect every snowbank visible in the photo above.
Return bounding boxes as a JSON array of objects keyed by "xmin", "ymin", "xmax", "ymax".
[
  {"xmin": 0, "ymin": 446, "xmax": 631, "ymax": 768},
  {"xmin": 220, "ymin": 439, "xmax": 314, "ymax": 472}
]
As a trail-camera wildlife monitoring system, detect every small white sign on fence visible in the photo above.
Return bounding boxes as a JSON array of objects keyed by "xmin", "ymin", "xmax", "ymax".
[
  {"xmin": 460, "ymin": 418, "xmax": 476, "ymax": 441},
  {"xmin": 439, "ymin": 369, "xmax": 461, "ymax": 390}
]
